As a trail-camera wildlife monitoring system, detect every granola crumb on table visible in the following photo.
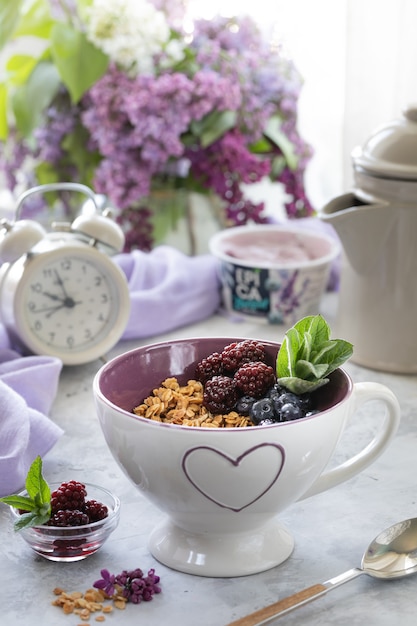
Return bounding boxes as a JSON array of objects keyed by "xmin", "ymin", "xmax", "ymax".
[
  {"xmin": 52, "ymin": 586, "xmax": 126, "ymax": 622},
  {"xmin": 133, "ymin": 377, "xmax": 254, "ymax": 428}
]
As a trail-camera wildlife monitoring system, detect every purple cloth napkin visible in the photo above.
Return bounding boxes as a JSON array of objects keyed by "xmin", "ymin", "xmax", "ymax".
[
  {"xmin": 115, "ymin": 245, "xmax": 221, "ymax": 339},
  {"xmin": 0, "ymin": 350, "xmax": 63, "ymax": 497}
]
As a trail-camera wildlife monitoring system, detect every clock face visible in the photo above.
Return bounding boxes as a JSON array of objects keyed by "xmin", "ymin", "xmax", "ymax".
[{"xmin": 12, "ymin": 247, "xmax": 130, "ymax": 364}]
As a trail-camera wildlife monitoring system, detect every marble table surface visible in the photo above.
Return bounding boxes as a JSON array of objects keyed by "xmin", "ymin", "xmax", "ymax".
[{"xmin": 2, "ymin": 294, "xmax": 417, "ymax": 625}]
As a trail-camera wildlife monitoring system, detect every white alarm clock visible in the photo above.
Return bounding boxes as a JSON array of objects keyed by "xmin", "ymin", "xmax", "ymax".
[{"xmin": 0, "ymin": 183, "xmax": 131, "ymax": 365}]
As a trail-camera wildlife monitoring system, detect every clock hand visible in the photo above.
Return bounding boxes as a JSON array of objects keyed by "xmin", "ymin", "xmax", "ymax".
[
  {"xmin": 42, "ymin": 290, "xmax": 65, "ymax": 302},
  {"xmin": 51, "ymin": 270, "xmax": 82, "ymax": 308},
  {"xmin": 31, "ymin": 304, "xmax": 67, "ymax": 316},
  {"xmin": 54, "ymin": 270, "xmax": 70, "ymax": 298}
]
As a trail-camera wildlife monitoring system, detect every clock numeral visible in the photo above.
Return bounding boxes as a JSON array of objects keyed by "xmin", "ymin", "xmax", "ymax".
[
  {"xmin": 95, "ymin": 276, "xmax": 102, "ymax": 286},
  {"xmin": 61, "ymin": 259, "xmax": 71, "ymax": 271},
  {"xmin": 85, "ymin": 329, "xmax": 92, "ymax": 340},
  {"xmin": 28, "ymin": 301, "xmax": 36, "ymax": 311},
  {"xmin": 101, "ymin": 293, "xmax": 109, "ymax": 303},
  {"xmin": 34, "ymin": 320, "xmax": 42, "ymax": 331},
  {"xmin": 66, "ymin": 335, "xmax": 75, "ymax": 348},
  {"xmin": 30, "ymin": 282, "xmax": 43, "ymax": 293}
]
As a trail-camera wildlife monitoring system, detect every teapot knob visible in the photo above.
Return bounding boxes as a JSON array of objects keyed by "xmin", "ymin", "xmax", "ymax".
[{"xmin": 403, "ymin": 105, "xmax": 417, "ymax": 123}]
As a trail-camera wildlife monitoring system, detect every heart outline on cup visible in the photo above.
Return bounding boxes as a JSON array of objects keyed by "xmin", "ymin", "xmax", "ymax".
[{"xmin": 182, "ymin": 442, "xmax": 285, "ymax": 512}]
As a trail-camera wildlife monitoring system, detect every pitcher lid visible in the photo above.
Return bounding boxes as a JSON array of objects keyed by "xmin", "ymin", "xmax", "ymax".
[{"xmin": 352, "ymin": 105, "xmax": 417, "ymax": 180}]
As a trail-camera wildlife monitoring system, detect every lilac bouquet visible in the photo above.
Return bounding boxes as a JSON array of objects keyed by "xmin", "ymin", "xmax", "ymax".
[{"xmin": 0, "ymin": 0, "xmax": 314, "ymax": 251}]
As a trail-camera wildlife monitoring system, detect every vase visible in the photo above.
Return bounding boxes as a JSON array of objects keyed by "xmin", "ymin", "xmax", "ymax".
[{"xmin": 150, "ymin": 190, "xmax": 226, "ymax": 256}]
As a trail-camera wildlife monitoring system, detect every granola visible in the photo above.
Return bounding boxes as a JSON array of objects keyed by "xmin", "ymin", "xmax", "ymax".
[{"xmin": 133, "ymin": 377, "xmax": 254, "ymax": 428}]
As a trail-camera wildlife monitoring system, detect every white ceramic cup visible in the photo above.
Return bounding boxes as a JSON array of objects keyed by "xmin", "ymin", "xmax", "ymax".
[{"xmin": 93, "ymin": 337, "xmax": 400, "ymax": 577}]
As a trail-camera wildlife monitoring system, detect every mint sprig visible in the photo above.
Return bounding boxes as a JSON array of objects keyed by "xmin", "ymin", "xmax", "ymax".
[
  {"xmin": 276, "ymin": 315, "xmax": 353, "ymax": 394},
  {"xmin": 0, "ymin": 456, "xmax": 51, "ymax": 530}
]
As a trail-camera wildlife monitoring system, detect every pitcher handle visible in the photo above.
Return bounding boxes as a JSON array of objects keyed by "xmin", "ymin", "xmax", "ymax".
[{"xmin": 299, "ymin": 382, "xmax": 400, "ymax": 500}]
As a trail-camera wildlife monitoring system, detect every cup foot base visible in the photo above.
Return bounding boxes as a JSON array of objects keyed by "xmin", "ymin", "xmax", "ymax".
[{"xmin": 148, "ymin": 518, "xmax": 294, "ymax": 577}]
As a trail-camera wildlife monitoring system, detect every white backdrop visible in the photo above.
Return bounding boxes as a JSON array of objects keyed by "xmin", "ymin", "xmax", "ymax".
[{"xmin": 188, "ymin": 0, "xmax": 417, "ymax": 211}]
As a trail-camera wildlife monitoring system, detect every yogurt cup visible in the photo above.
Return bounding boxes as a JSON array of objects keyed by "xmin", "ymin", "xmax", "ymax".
[{"xmin": 209, "ymin": 224, "xmax": 340, "ymax": 324}]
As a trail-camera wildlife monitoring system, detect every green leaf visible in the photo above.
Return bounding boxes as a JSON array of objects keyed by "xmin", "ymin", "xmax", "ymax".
[
  {"xmin": 0, "ymin": 456, "xmax": 52, "ymax": 530},
  {"xmin": 13, "ymin": 509, "xmax": 51, "ymax": 531},
  {"xmin": 277, "ymin": 376, "xmax": 330, "ymax": 395},
  {"xmin": 25, "ymin": 456, "xmax": 50, "ymax": 503},
  {"xmin": 50, "ymin": 23, "xmax": 108, "ymax": 103},
  {"xmin": 264, "ymin": 116, "xmax": 298, "ymax": 170},
  {"xmin": 0, "ymin": 0, "xmax": 24, "ymax": 50},
  {"xmin": 311, "ymin": 340, "xmax": 355, "ymax": 375},
  {"xmin": 190, "ymin": 110, "xmax": 237, "ymax": 147},
  {"xmin": 6, "ymin": 53, "xmax": 40, "ymax": 87},
  {"xmin": 276, "ymin": 315, "xmax": 353, "ymax": 395},
  {"xmin": 0, "ymin": 83, "xmax": 7, "ymax": 139},
  {"xmin": 0, "ymin": 494, "xmax": 37, "ymax": 511},
  {"xmin": 61, "ymin": 123, "xmax": 99, "ymax": 184},
  {"xmin": 294, "ymin": 360, "xmax": 329, "ymax": 381},
  {"xmin": 11, "ymin": 0, "xmax": 53, "ymax": 41},
  {"xmin": 12, "ymin": 60, "xmax": 61, "ymax": 136}
]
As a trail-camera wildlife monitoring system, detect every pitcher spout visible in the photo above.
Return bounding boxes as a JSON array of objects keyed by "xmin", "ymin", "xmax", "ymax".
[{"xmin": 320, "ymin": 192, "xmax": 394, "ymax": 273}]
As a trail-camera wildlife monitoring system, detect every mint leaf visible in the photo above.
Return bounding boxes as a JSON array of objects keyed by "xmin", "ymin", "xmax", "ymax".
[
  {"xmin": 0, "ymin": 495, "xmax": 37, "ymax": 511},
  {"xmin": 276, "ymin": 315, "xmax": 353, "ymax": 394},
  {"xmin": 13, "ymin": 509, "xmax": 51, "ymax": 531},
  {"xmin": 277, "ymin": 376, "xmax": 330, "ymax": 395},
  {"xmin": 26, "ymin": 455, "xmax": 50, "ymax": 504},
  {"xmin": 0, "ymin": 456, "xmax": 51, "ymax": 530}
]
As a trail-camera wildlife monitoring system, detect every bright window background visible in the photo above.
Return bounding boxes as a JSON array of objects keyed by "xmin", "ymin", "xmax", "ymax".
[{"xmin": 188, "ymin": 0, "xmax": 417, "ymax": 211}]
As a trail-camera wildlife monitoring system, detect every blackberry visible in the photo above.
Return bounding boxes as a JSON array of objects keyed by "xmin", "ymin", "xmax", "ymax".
[
  {"xmin": 84, "ymin": 499, "xmax": 109, "ymax": 522},
  {"xmin": 203, "ymin": 376, "xmax": 238, "ymax": 414},
  {"xmin": 250, "ymin": 398, "xmax": 276, "ymax": 424},
  {"xmin": 195, "ymin": 352, "xmax": 224, "ymax": 383},
  {"xmin": 220, "ymin": 340, "xmax": 266, "ymax": 373},
  {"xmin": 47, "ymin": 509, "xmax": 89, "ymax": 527},
  {"xmin": 51, "ymin": 480, "xmax": 87, "ymax": 513},
  {"xmin": 234, "ymin": 361, "xmax": 275, "ymax": 398}
]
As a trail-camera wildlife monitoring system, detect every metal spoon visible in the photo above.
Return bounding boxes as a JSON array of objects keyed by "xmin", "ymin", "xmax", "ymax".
[{"xmin": 227, "ymin": 518, "xmax": 417, "ymax": 626}]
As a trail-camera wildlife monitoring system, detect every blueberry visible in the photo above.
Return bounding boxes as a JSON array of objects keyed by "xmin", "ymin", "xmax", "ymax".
[
  {"xmin": 266, "ymin": 384, "xmax": 286, "ymax": 400},
  {"xmin": 236, "ymin": 395, "xmax": 257, "ymax": 416},
  {"xmin": 250, "ymin": 398, "xmax": 276, "ymax": 424},
  {"xmin": 279, "ymin": 402, "xmax": 305, "ymax": 421}
]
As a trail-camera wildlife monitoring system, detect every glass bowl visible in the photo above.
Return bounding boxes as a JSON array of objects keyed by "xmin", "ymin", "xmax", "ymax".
[{"xmin": 10, "ymin": 483, "xmax": 120, "ymax": 562}]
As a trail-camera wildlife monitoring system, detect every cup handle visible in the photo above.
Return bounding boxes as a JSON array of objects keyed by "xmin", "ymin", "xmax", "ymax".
[{"xmin": 299, "ymin": 382, "xmax": 400, "ymax": 500}]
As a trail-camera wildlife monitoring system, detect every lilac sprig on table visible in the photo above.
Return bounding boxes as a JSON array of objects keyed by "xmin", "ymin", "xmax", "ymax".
[{"xmin": 94, "ymin": 567, "xmax": 161, "ymax": 604}]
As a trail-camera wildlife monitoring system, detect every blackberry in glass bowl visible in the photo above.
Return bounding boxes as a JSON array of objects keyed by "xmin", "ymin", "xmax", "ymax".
[{"xmin": 9, "ymin": 482, "xmax": 120, "ymax": 562}]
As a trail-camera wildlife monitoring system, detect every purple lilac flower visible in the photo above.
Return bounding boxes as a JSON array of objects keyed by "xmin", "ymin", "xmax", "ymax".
[
  {"xmin": 93, "ymin": 568, "xmax": 116, "ymax": 596},
  {"xmin": 94, "ymin": 567, "xmax": 161, "ymax": 603},
  {"xmin": 0, "ymin": 7, "xmax": 314, "ymax": 251},
  {"xmin": 0, "ymin": 131, "xmax": 31, "ymax": 191},
  {"xmin": 149, "ymin": 0, "xmax": 187, "ymax": 27}
]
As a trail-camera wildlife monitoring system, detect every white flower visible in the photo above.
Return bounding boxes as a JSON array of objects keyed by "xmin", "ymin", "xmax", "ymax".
[
  {"xmin": 86, "ymin": 0, "xmax": 172, "ymax": 75},
  {"xmin": 159, "ymin": 39, "xmax": 186, "ymax": 68}
]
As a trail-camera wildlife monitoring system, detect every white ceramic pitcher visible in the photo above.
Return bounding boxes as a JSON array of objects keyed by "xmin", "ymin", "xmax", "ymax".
[{"xmin": 321, "ymin": 105, "xmax": 417, "ymax": 373}]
